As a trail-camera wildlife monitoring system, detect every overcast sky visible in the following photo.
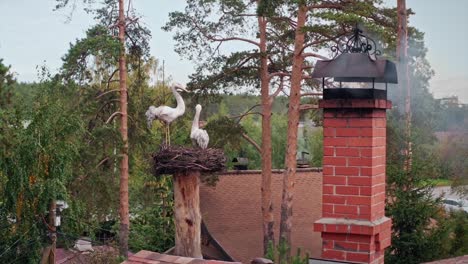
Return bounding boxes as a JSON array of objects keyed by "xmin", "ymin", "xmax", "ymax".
[{"xmin": 1, "ymin": 0, "xmax": 467, "ymax": 103}]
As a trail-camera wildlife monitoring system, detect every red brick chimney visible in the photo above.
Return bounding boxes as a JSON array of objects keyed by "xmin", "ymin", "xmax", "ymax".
[{"xmin": 314, "ymin": 99, "xmax": 392, "ymax": 264}]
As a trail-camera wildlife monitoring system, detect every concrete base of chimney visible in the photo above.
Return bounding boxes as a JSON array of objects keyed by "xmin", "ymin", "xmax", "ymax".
[{"xmin": 313, "ymin": 216, "xmax": 391, "ymax": 264}]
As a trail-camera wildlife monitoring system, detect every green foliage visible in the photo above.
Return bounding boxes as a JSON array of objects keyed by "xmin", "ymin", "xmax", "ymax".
[
  {"xmin": 382, "ymin": 14, "xmax": 459, "ymax": 261},
  {"xmin": 265, "ymin": 240, "xmax": 309, "ymax": 264},
  {"xmin": 203, "ymin": 95, "xmax": 321, "ymax": 170},
  {"xmin": 164, "ymin": 0, "xmax": 398, "ymax": 98},
  {"xmin": 385, "ymin": 158, "xmax": 451, "ymax": 264},
  {"xmin": 432, "ymin": 105, "xmax": 468, "ymax": 197},
  {"xmin": 163, "ymin": 0, "xmax": 276, "ymax": 98},
  {"xmin": 436, "ymin": 104, "xmax": 468, "ymax": 131},
  {"xmin": 385, "ymin": 205, "xmax": 468, "ymax": 264},
  {"xmin": 0, "ymin": 10, "xmax": 172, "ymax": 258},
  {"xmin": 0, "ymin": 59, "xmax": 15, "ymax": 107},
  {"xmin": 271, "ymin": 114, "xmax": 288, "ymax": 168},
  {"xmin": 385, "ymin": 110, "xmax": 455, "ymax": 264},
  {"xmin": 205, "ymin": 110, "xmax": 263, "ymax": 170},
  {"xmin": 129, "ymin": 176, "xmax": 174, "ymax": 253},
  {"xmin": 305, "ymin": 127, "xmax": 323, "ymax": 167},
  {"xmin": 163, "ymin": 0, "xmax": 254, "ymax": 63},
  {"xmin": 0, "ymin": 80, "xmax": 85, "ymax": 263},
  {"xmin": 238, "ymin": 114, "xmax": 262, "ymax": 169},
  {"xmin": 66, "ymin": 63, "xmax": 181, "ymax": 250},
  {"xmin": 205, "ymin": 116, "xmax": 246, "ymax": 150},
  {"xmin": 61, "ymin": 25, "xmax": 120, "ymax": 82},
  {"xmin": 381, "ymin": 5, "xmax": 468, "ymax": 261},
  {"xmin": 55, "ymin": 0, "xmax": 151, "ymax": 68},
  {"xmin": 449, "ymin": 211, "xmax": 468, "ymax": 256},
  {"xmin": 257, "ymin": 0, "xmax": 283, "ymax": 16}
]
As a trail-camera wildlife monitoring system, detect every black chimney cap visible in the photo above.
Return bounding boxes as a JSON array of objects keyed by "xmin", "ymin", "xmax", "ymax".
[{"xmin": 311, "ymin": 52, "xmax": 398, "ymax": 84}]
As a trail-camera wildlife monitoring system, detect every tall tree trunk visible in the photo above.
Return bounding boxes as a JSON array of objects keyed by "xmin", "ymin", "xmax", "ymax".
[
  {"xmin": 258, "ymin": 15, "xmax": 275, "ymax": 254},
  {"xmin": 174, "ymin": 171, "xmax": 202, "ymax": 258},
  {"xmin": 279, "ymin": 4, "xmax": 307, "ymax": 260},
  {"xmin": 118, "ymin": 0, "xmax": 130, "ymax": 258},
  {"xmin": 396, "ymin": 0, "xmax": 407, "ymax": 103},
  {"xmin": 397, "ymin": 0, "xmax": 412, "ymax": 172}
]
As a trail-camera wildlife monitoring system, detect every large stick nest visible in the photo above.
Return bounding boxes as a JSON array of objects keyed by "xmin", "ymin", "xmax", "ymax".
[{"xmin": 152, "ymin": 146, "xmax": 226, "ymax": 176}]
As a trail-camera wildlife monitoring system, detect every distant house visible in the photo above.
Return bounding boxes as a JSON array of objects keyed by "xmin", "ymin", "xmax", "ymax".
[
  {"xmin": 438, "ymin": 96, "xmax": 463, "ymax": 108},
  {"xmin": 199, "ymin": 168, "xmax": 323, "ymax": 263}
]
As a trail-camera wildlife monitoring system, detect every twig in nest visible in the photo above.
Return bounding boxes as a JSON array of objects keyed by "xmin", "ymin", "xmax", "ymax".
[{"xmin": 152, "ymin": 145, "xmax": 226, "ymax": 176}]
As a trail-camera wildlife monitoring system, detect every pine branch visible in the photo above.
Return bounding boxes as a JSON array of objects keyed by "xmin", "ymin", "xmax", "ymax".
[
  {"xmin": 105, "ymin": 111, "xmax": 123, "ymax": 124},
  {"xmin": 241, "ymin": 133, "xmax": 261, "ymax": 153}
]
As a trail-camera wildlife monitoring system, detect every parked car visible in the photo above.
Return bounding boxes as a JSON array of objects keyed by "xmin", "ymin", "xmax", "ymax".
[{"xmin": 441, "ymin": 198, "xmax": 468, "ymax": 214}]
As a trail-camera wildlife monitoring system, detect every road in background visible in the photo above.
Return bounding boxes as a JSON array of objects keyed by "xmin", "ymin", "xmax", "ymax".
[{"xmin": 432, "ymin": 186, "xmax": 466, "ymax": 201}]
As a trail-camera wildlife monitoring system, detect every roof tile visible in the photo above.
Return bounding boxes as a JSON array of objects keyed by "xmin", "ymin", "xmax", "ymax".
[
  {"xmin": 200, "ymin": 169, "xmax": 323, "ymax": 263},
  {"xmin": 123, "ymin": 251, "xmax": 241, "ymax": 264}
]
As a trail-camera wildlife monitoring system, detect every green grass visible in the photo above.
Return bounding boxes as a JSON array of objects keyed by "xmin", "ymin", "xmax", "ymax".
[{"xmin": 423, "ymin": 178, "xmax": 453, "ymax": 187}]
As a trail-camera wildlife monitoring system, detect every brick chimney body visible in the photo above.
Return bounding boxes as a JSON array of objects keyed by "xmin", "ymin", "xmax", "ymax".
[{"xmin": 314, "ymin": 99, "xmax": 392, "ymax": 264}]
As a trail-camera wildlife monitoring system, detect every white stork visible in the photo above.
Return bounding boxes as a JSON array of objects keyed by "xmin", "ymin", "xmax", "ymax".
[
  {"xmin": 146, "ymin": 83, "xmax": 188, "ymax": 145},
  {"xmin": 190, "ymin": 104, "xmax": 209, "ymax": 149}
]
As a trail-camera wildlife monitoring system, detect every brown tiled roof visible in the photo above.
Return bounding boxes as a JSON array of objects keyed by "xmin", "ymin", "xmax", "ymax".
[
  {"xmin": 122, "ymin": 250, "xmax": 241, "ymax": 264},
  {"xmin": 200, "ymin": 169, "xmax": 323, "ymax": 263},
  {"xmin": 422, "ymin": 255, "xmax": 468, "ymax": 264}
]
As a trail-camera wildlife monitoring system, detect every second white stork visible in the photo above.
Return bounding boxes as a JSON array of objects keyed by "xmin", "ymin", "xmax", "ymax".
[{"xmin": 190, "ymin": 104, "xmax": 209, "ymax": 149}]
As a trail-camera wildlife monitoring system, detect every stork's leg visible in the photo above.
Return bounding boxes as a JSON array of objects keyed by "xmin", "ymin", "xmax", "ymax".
[
  {"xmin": 160, "ymin": 120, "xmax": 168, "ymax": 146},
  {"xmin": 167, "ymin": 124, "xmax": 171, "ymax": 146},
  {"xmin": 165, "ymin": 123, "xmax": 171, "ymax": 146}
]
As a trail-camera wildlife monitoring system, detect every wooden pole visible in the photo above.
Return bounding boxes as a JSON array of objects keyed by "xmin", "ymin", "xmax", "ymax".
[{"xmin": 173, "ymin": 171, "xmax": 202, "ymax": 258}]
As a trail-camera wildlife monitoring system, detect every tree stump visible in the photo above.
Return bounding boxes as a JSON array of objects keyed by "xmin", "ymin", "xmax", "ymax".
[
  {"xmin": 152, "ymin": 146, "xmax": 225, "ymax": 259},
  {"xmin": 173, "ymin": 171, "xmax": 202, "ymax": 258}
]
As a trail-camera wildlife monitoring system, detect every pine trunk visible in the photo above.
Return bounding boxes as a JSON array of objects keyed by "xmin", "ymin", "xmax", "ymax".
[
  {"xmin": 397, "ymin": 0, "xmax": 412, "ymax": 172},
  {"xmin": 174, "ymin": 171, "xmax": 203, "ymax": 258},
  {"xmin": 279, "ymin": 5, "xmax": 307, "ymax": 259},
  {"xmin": 118, "ymin": 0, "xmax": 130, "ymax": 258},
  {"xmin": 396, "ymin": 0, "xmax": 407, "ymax": 103},
  {"xmin": 258, "ymin": 15, "xmax": 275, "ymax": 254}
]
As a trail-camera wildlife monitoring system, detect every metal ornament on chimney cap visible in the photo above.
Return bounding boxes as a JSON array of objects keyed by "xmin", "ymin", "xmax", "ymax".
[
  {"xmin": 331, "ymin": 26, "xmax": 382, "ymax": 58},
  {"xmin": 311, "ymin": 26, "xmax": 398, "ymax": 100}
]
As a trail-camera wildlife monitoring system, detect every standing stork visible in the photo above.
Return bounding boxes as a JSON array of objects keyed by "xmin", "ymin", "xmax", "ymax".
[
  {"xmin": 146, "ymin": 83, "xmax": 188, "ymax": 145},
  {"xmin": 190, "ymin": 104, "xmax": 209, "ymax": 149}
]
